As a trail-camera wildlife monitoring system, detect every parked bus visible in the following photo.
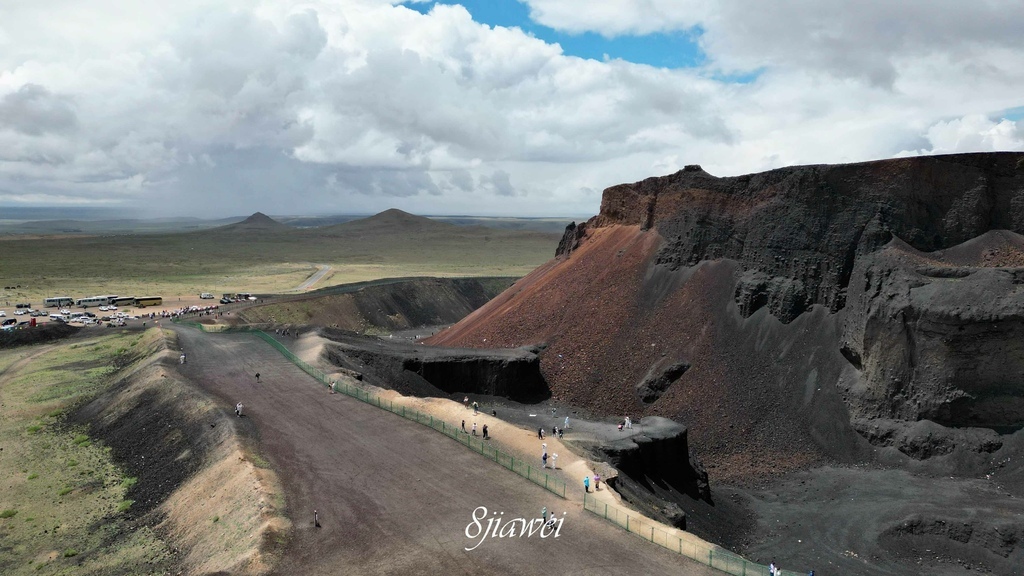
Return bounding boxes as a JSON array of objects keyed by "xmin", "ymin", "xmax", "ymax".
[
  {"xmin": 76, "ymin": 295, "xmax": 118, "ymax": 308},
  {"xmin": 44, "ymin": 296, "xmax": 74, "ymax": 308},
  {"xmin": 134, "ymin": 296, "xmax": 163, "ymax": 308},
  {"xmin": 111, "ymin": 296, "xmax": 135, "ymax": 307}
]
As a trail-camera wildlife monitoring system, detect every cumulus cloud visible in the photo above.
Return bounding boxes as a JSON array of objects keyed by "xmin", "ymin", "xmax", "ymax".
[
  {"xmin": 0, "ymin": 0, "xmax": 1022, "ymax": 217},
  {"xmin": 897, "ymin": 115, "xmax": 1024, "ymax": 156},
  {"xmin": 0, "ymin": 84, "xmax": 78, "ymax": 136},
  {"xmin": 522, "ymin": 0, "xmax": 1024, "ymax": 87}
]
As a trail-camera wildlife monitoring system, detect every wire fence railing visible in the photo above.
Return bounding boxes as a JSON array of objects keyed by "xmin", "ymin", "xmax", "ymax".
[
  {"xmin": 175, "ymin": 320, "xmax": 566, "ymax": 499},
  {"xmin": 583, "ymin": 493, "xmax": 805, "ymax": 576}
]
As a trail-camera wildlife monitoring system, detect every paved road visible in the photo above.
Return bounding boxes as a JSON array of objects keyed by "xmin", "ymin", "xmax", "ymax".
[
  {"xmin": 174, "ymin": 326, "xmax": 718, "ymax": 576},
  {"xmin": 295, "ymin": 264, "xmax": 332, "ymax": 291}
]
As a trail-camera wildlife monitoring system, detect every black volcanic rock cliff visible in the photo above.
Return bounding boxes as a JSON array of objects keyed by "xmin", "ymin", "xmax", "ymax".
[
  {"xmin": 430, "ymin": 152, "xmax": 1024, "ymax": 481},
  {"xmin": 600, "ymin": 153, "xmax": 1024, "ymax": 322}
]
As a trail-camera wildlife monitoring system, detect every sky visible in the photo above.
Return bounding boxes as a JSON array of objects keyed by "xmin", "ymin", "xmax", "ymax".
[{"xmin": 1, "ymin": 0, "xmax": 1023, "ymax": 218}]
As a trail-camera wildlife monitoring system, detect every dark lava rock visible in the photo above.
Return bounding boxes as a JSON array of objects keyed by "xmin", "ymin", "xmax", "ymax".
[{"xmin": 636, "ymin": 360, "xmax": 690, "ymax": 404}]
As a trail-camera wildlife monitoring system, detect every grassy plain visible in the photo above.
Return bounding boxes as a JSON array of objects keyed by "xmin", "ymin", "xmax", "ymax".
[
  {"xmin": 0, "ymin": 332, "xmax": 173, "ymax": 575},
  {"xmin": 0, "ymin": 210, "xmax": 561, "ymax": 304}
]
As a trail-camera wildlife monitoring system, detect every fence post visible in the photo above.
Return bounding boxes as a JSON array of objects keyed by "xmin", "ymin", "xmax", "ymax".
[
  {"xmin": 651, "ymin": 526, "xmax": 654, "ymax": 542},
  {"xmin": 709, "ymin": 549, "xmax": 713, "ymax": 566}
]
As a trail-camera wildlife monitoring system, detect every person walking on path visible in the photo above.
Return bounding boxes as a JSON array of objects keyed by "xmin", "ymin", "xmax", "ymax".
[
  {"xmin": 558, "ymin": 428, "xmax": 564, "ymax": 439},
  {"xmin": 314, "ymin": 510, "xmax": 321, "ymax": 528},
  {"xmin": 472, "ymin": 401, "xmax": 479, "ymax": 414},
  {"xmin": 235, "ymin": 402, "xmax": 243, "ymax": 417},
  {"xmin": 537, "ymin": 427, "xmax": 544, "ymax": 439},
  {"xmin": 482, "ymin": 424, "xmax": 489, "ymax": 439},
  {"xmin": 541, "ymin": 506, "xmax": 547, "ymax": 522},
  {"xmin": 179, "ymin": 352, "xmax": 186, "ymax": 364},
  {"xmin": 542, "ymin": 449, "xmax": 548, "ymax": 469},
  {"xmin": 550, "ymin": 453, "xmax": 558, "ymax": 470},
  {"xmin": 564, "ymin": 415, "xmax": 570, "ymax": 429},
  {"xmin": 472, "ymin": 422, "xmax": 478, "ymax": 436},
  {"xmin": 583, "ymin": 476, "xmax": 590, "ymax": 493},
  {"xmin": 594, "ymin": 473, "xmax": 601, "ymax": 490},
  {"xmin": 255, "ymin": 372, "xmax": 261, "ymax": 383},
  {"xmin": 625, "ymin": 416, "xmax": 632, "ymax": 429},
  {"xmin": 463, "ymin": 396, "xmax": 469, "ymax": 409},
  {"xmin": 462, "ymin": 419, "xmax": 467, "ymax": 433}
]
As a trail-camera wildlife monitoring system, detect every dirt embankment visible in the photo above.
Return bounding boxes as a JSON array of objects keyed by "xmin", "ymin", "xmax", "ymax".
[
  {"xmin": 70, "ymin": 328, "xmax": 288, "ymax": 575},
  {"xmin": 239, "ymin": 277, "xmax": 515, "ymax": 333}
]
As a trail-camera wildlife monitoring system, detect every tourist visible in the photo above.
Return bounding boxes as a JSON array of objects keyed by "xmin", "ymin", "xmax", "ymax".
[
  {"xmin": 594, "ymin": 473, "xmax": 601, "ymax": 490},
  {"xmin": 564, "ymin": 415, "xmax": 569, "ymax": 429},
  {"xmin": 583, "ymin": 476, "xmax": 590, "ymax": 493},
  {"xmin": 462, "ymin": 419, "xmax": 467, "ymax": 433},
  {"xmin": 473, "ymin": 401, "xmax": 479, "ymax": 414},
  {"xmin": 235, "ymin": 402, "xmax": 243, "ymax": 417},
  {"xmin": 551, "ymin": 453, "xmax": 558, "ymax": 469},
  {"xmin": 472, "ymin": 422, "xmax": 477, "ymax": 436},
  {"xmin": 255, "ymin": 372, "xmax": 261, "ymax": 383},
  {"xmin": 463, "ymin": 396, "xmax": 469, "ymax": 408},
  {"xmin": 482, "ymin": 424, "xmax": 489, "ymax": 439},
  {"xmin": 541, "ymin": 506, "xmax": 547, "ymax": 522},
  {"xmin": 314, "ymin": 509, "xmax": 320, "ymax": 528}
]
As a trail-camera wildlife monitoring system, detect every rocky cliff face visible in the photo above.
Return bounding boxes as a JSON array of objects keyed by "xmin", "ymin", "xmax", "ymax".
[
  {"xmin": 432, "ymin": 152, "xmax": 1024, "ymax": 476},
  {"xmin": 598, "ymin": 153, "xmax": 1024, "ymax": 322}
]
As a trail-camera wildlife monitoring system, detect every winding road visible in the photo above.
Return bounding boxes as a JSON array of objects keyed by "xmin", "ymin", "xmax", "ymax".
[{"xmin": 173, "ymin": 325, "xmax": 717, "ymax": 576}]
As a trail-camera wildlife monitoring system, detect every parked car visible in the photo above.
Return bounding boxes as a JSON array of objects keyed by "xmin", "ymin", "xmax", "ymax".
[
  {"xmin": 0, "ymin": 310, "xmax": 5, "ymax": 316},
  {"xmin": 3, "ymin": 318, "xmax": 17, "ymax": 326},
  {"xmin": 14, "ymin": 309, "xmax": 26, "ymax": 315}
]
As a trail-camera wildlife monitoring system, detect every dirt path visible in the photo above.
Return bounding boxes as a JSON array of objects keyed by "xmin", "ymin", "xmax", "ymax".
[
  {"xmin": 173, "ymin": 325, "xmax": 718, "ymax": 576},
  {"xmin": 294, "ymin": 264, "xmax": 332, "ymax": 292}
]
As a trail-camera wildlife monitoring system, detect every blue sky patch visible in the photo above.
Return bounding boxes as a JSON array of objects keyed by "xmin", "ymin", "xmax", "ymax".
[
  {"xmin": 403, "ymin": 0, "xmax": 705, "ymax": 69},
  {"xmin": 1000, "ymin": 106, "xmax": 1024, "ymax": 122}
]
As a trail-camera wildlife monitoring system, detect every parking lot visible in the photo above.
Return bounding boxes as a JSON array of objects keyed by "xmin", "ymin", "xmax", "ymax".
[{"xmin": 0, "ymin": 293, "xmax": 235, "ymax": 331}]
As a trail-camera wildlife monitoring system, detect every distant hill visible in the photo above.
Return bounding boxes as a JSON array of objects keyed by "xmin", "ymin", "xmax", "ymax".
[
  {"xmin": 317, "ymin": 209, "xmax": 457, "ymax": 236},
  {"xmin": 208, "ymin": 212, "xmax": 291, "ymax": 234}
]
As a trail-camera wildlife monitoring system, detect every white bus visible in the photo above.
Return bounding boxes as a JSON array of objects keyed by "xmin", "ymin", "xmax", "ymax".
[
  {"xmin": 76, "ymin": 295, "xmax": 118, "ymax": 308},
  {"xmin": 44, "ymin": 296, "xmax": 74, "ymax": 308}
]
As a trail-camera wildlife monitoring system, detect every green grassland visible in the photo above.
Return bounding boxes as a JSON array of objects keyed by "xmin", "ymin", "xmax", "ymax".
[
  {"xmin": 0, "ymin": 332, "xmax": 173, "ymax": 575},
  {"xmin": 0, "ymin": 210, "xmax": 561, "ymax": 303}
]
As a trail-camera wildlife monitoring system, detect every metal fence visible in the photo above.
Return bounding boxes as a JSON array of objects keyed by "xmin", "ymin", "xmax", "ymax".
[
  {"xmin": 175, "ymin": 321, "xmax": 566, "ymax": 499},
  {"xmin": 583, "ymin": 493, "xmax": 804, "ymax": 576}
]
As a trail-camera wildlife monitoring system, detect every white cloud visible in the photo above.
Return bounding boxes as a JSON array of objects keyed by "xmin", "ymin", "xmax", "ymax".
[
  {"xmin": 897, "ymin": 115, "xmax": 1024, "ymax": 156},
  {"xmin": 0, "ymin": 0, "xmax": 1022, "ymax": 217}
]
